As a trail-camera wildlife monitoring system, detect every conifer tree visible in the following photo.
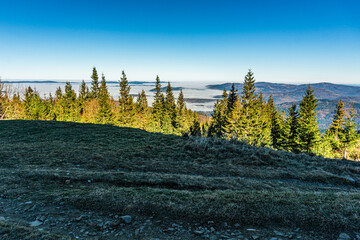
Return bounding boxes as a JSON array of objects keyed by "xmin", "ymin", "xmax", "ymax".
[
  {"xmin": 223, "ymin": 97, "xmax": 241, "ymax": 140},
  {"xmin": 135, "ymin": 90, "xmax": 150, "ymax": 129},
  {"xmin": 298, "ymin": 85, "xmax": 320, "ymax": 153},
  {"xmin": 227, "ymin": 83, "xmax": 238, "ymax": 113},
  {"xmin": 284, "ymin": 103, "xmax": 301, "ymax": 152},
  {"xmin": 59, "ymin": 82, "xmax": 78, "ymax": 121},
  {"xmin": 98, "ymin": 73, "xmax": 113, "ymax": 124},
  {"xmin": 23, "ymin": 86, "xmax": 35, "ymax": 119},
  {"xmin": 177, "ymin": 89, "xmax": 186, "ymax": 111},
  {"xmin": 119, "ymin": 71, "xmax": 133, "ymax": 112},
  {"xmin": 136, "ymin": 90, "xmax": 148, "ymax": 112},
  {"xmin": 55, "ymin": 86, "xmax": 62, "ymax": 101},
  {"xmin": 151, "ymin": 75, "xmax": 165, "ymax": 130},
  {"xmin": 175, "ymin": 89, "xmax": 189, "ymax": 133},
  {"xmin": 254, "ymin": 91, "xmax": 272, "ymax": 147},
  {"xmin": 164, "ymin": 82, "xmax": 177, "ymax": 128},
  {"xmin": 208, "ymin": 89, "xmax": 228, "ymax": 137},
  {"xmin": 341, "ymin": 106, "xmax": 359, "ymax": 159},
  {"xmin": 326, "ymin": 99, "xmax": 346, "ymax": 153},
  {"xmin": 239, "ymin": 70, "xmax": 260, "ymax": 144},
  {"xmin": 189, "ymin": 113, "xmax": 202, "ymax": 136},
  {"xmin": 330, "ymin": 99, "xmax": 346, "ymax": 133},
  {"xmin": 79, "ymin": 80, "xmax": 89, "ymax": 103},
  {"xmin": 268, "ymin": 95, "xmax": 284, "ymax": 149},
  {"xmin": 90, "ymin": 67, "xmax": 100, "ymax": 99},
  {"xmin": 118, "ymin": 71, "xmax": 135, "ymax": 126},
  {"xmin": 78, "ymin": 80, "xmax": 89, "ymax": 116}
]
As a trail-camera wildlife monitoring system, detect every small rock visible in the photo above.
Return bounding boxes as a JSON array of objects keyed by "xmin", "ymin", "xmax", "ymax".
[
  {"xmin": 0, "ymin": 216, "xmax": 6, "ymax": 221},
  {"xmin": 75, "ymin": 215, "xmax": 85, "ymax": 221},
  {"xmin": 25, "ymin": 201, "xmax": 33, "ymax": 204},
  {"xmin": 194, "ymin": 230, "xmax": 204, "ymax": 235},
  {"xmin": 247, "ymin": 229, "xmax": 257, "ymax": 231},
  {"xmin": 345, "ymin": 176, "xmax": 356, "ymax": 185},
  {"xmin": 29, "ymin": 220, "xmax": 43, "ymax": 227},
  {"xmin": 338, "ymin": 233, "xmax": 351, "ymax": 240},
  {"xmin": 274, "ymin": 230, "xmax": 286, "ymax": 236},
  {"xmin": 120, "ymin": 215, "xmax": 132, "ymax": 224}
]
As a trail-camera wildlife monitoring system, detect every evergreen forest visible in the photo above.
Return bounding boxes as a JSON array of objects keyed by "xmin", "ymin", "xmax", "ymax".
[{"xmin": 1, "ymin": 68, "xmax": 359, "ymax": 160}]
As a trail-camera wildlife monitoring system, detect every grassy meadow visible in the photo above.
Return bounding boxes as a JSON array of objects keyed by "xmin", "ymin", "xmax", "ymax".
[{"xmin": 1, "ymin": 120, "xmax": 360, "ymax": 239}]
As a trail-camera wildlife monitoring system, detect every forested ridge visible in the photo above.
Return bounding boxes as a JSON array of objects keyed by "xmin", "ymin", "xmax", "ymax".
[{"xmin": 1, "ymin": 68, "xmax": 359, "ymax": 160}]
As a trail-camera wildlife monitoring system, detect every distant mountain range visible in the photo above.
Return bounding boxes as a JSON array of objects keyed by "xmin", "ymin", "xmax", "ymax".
[
  {"xmin": 207, "ymin": 82, "xmax": 360, "ymax": 104},
  {"xmin": 207, "ymin": 82, "xmax": 360, "ymax": 130}
]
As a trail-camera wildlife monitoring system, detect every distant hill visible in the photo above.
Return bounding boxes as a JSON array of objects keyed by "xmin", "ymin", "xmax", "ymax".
[
  {"xmin": 279, "ymin": 99, "xmax": 360, "ymax": 130},
  {"xmin": 150, "ymin": 86, "xmax": 183, "ymax": 92},
  {"xmin": 207, "ymin": 82, "xmax": 360, "ymax": 104}
]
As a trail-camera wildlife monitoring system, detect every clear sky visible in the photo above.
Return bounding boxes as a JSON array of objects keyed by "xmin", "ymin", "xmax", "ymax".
[{"xmin": 0, "ymin": 0, "xmax": 359, "ymax": 83}]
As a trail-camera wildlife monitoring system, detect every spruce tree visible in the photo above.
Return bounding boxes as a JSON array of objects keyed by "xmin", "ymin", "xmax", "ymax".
[
  {"xmin": 208, "ymin": 89, "xmax": 228, "ymax": 137},
  {"xmin": 254, "ymin": 91, "xmax": 272, "ymax": 147},
  {"xmin": 341, "ymin": 106, "xmax": 359, "ymax": 159},
  {"xmin": 61, "ymin": 82, "xmax": 78, "ymax": 121},
  {"xmin": 98, "ymin": 73, "xmax": 113, "ymax": 124},
  {"xmin": 136, "ymin": 90, "xmax": 148, "ymax": 112},
  {"xmin": 24, "ymin": 86, "xmax": 35, "ymax": 119},
  {"xmin": 239, "ymin": 70, "xmax": 260, "ymax": 144},
  {"xmin": 175, "ymin": 89, "xmax": 188, "ymax": 133},
  {"xmin": 298, "ymin": 85, "xmax": 320, "ymax": 153},
  {"xmin": 78, "ymin": 80, "xmax": 89, "ymax": 116},
  {"xmin": 284, "ymin": 103, "xmax": 301, "ymax": 152},
  {"xmin": 268, "ymin": 95, "xmax": 284, "ymax": 149},
  {"xmin": 151, "ymin": 75, "xmax": 165, "ymax": 130},
  {"xmin": 189, "ymin": 113, "xmax": 202, "ymax": 136},
  {"xmin": 135, "ymin": 90, "xmax": 150, "ymax": 130},
  {"xmin": 55, "ymin": 86, "xmax": 62, "ymax": 101},
  {"xmin": 241, "ymin": 70, "xmax": 257, "ymax": 109},
  {"xmin": 326, "ymin": 99, "xmax": 346, "ymax": 153},
  {"xmin": 90, "ymin": 67, "xmax": 100, "ymax": 99},
  {"xmin": 223, "ymin": 97, "xmax": 241, "ymax": 140},
  {"xmin": 119, "ymin": 71, "xmax": 133, "ymax": 112},
  {"xmin": 79, "ymin": 80, "xmax": 89, "ymax": 103},
  {"xmin": 164, "ymin": 82, "xmax": 177, "ymax": 128},
  {"xmin": 227, "ymin": 83, "xmax": 238, "ymax": 113}
]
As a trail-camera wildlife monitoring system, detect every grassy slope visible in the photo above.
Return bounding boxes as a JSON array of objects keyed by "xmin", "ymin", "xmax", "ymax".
[{"xmin": 1, "ymin": 120, "xmax": 360, "ymax": 237}]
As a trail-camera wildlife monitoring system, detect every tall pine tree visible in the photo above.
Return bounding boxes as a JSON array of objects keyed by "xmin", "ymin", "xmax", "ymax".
[
  {"xmin": 98, "ymin": 73, "xmax": 113, "ymax": 124},
  {"xmin": 298, "ymin": 85, "xmax": 320, "ymax": 153},
  {"xmin": 90, "ymin": 67, "xmax": 100, "ymax": 99},
  {"xmin": 151, "ymin": 75, "xmax": 165, "ymax": 130},
  {"xmin": 341, "ymin": 106, "xmax": 359, "ymax": 159},
  {"xmin": 268, "ymin": 95, "xmax": 284, "ymax": 149},
  {"xmin": 284, "ymin": 103, "xmax": 301, "ymax": 153},
  {"xmin": 164, "ymin": 82, "xmax": 177, "ymax": 129},
  {"xmin": 208, "ymin": 89, "xmax": 228, "ymax": 137}
]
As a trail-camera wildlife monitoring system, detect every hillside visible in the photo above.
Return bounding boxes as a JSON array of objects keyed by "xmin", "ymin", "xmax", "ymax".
[
  {"xmin": 208, "ymin": 82, "xmax": 360, "ymax": 104},
  {"xmin": 1, "ymin": 121, "xmax": 360, "ymax": 239}
]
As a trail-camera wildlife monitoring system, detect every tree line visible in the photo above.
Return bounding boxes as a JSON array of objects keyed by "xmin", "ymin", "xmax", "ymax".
[
  {"xmin": 0, "ymin": 68, "xmax": 359, "ymax": 160},
  {"xmin": 208, "ymin": 70, "xmax": 359, "ymax": 160},
  {"xmin": 0, "ymin": 67, "xmax": 201, "ymax": 136}
]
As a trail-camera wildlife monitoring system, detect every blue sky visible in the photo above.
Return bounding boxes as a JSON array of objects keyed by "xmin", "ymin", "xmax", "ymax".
[{"xmin": 0, "ymin": 0, "xmax": 359, "ymax": 83}]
